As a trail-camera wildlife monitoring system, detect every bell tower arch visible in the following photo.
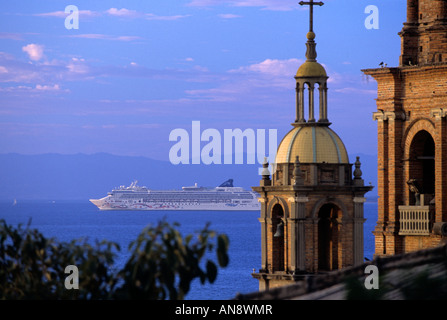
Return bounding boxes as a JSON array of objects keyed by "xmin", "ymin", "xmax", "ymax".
[{"xmin": 317, "ymin": 203, "xmax": 342, "ymax": 271}]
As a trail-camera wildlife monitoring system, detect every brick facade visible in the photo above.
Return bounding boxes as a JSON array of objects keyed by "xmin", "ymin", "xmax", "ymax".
[
  {"xmin": 363, "ymin": 0, "xmax": 447, "ymax": 257},
  {"xmin": 400, "ymin": 0, "xmax": 447, "ymax": 66}
]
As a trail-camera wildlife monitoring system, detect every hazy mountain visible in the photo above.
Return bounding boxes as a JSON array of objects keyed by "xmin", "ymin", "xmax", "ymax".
[{"xmin": 0, "ymin": 153, "xmax": 377, "ymax": 201}]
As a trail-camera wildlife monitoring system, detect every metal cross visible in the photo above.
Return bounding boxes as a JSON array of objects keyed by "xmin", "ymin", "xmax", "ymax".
[{"xmin": 299, "ymin": 0, "xmax": 324, "ymax": 33}]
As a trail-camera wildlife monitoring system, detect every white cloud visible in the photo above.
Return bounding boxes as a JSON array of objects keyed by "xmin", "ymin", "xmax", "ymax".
[
  {"xmin": 106, "ymin": 8, "xmax": 140, "ymax": 18},
  {"xmin": 34, "ymin": 10, "xmax": 99, "ymax": 18},
  {"xmin": 0, "ymin": 50, "xmax": 213, "ymax": 86},
  {"xmin": 115, "ymin": 36, "xmax": 142, "ymax": 41},
  {"xmin": 218, "ymin": 14, "xmax": 242, "ymax": 19},
  {"xmin": 0, "ymin": 85, "xmax": 33, "ymax": 93},
  {"xmin": 145, "ymin": 13, "xmax": 190, "ymax": 21},
  {"xmin": 230, "ymin": 58, "xmax": 302, "ymax": 77},
  {"xmin": 105, "ymin": 8, "xmax": 191, "ymax": 21},
  {"xmin": 68, "ymin": 34, "xmax": 142, "ymax": 42},
  {"xmin": 34, "ymin": 8, "xmax": 187, "ymax": 21},
  {"xmin": 22, "ymin": 44, "xmax": 44, "ymax": 61},
  {"xmin": 0, "ymin": 84, "xmax": 68, "ymax": 94},
  {"xmin": 66, "ymin": 58, "xmax": 90, "ymax": 74},
  {"xmin": 35, "ymin": 84, "xmax": 61, "ymax": 91},
  {"xmin": 185, "ymin": 58, "xmax": 302, "ymax": 103}
]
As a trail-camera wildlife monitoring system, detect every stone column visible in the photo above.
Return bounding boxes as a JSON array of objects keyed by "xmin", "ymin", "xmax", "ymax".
[
  {"xmin": 308, "ymin": 83, "xmax": 315, "ymax": 122},
  {"xmin": 258, "ymin": 198, "xmax": 268, "ymax": 271},
  {"xmin": 373, "ymin": 111, "xmax": 388, "ymax": 256},
  {"xmin": 323, "ymin": 86, "xmax": 328, "ymax": 121},
  {"xmin": 299, "ymin": 85, "xmax": 305, "ymax": 122},
  {"xmin": 288, "ymin": 196, "xmax": 308, "ymax": 272},
  {"xmin": 431, "ymin": 108, "xmax": 447, "ymax": 223},
  {"xmin": 318, "ymin": 85, "xmax": 324, "ymax": 122},
  {"xmin": 384, "ymin": 111, "xmax": 405, "ymax": 232},
  {"xmin": 353, "ymin": 197, "xmax": 367, "ymax": 266},
  {"xmin": 295, "ymin": 83, "xmax": 301, "ymax": 123}
]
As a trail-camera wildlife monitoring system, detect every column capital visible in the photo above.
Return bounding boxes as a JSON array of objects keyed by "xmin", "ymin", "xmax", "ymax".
[
  {"xmin": 353, "ymin": 197, "xmax": 367, "ymax": 204},
  {"xmin": 373, "ymin": 110, "xmax": 406, "ymax": 122},
  {"xmin": 430, "ymin": 108, "xmax": 447, "ymax": 120},
  {"xmin": 288, "ymin": 196, "xmax": 309, "ymax": 203},
  {"xmin": 373, "ymin": 111, "xmax": 385, "ymax": 122}
]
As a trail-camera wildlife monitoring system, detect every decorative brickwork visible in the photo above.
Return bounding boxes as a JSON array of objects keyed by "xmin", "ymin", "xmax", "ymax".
[
  {"xmin": 400, "ymin": 0, "xmax": 447, "ymax": 66},
  {"xmin": 363, "ymin": 0, "xmax": 447, "ymax": 258}
]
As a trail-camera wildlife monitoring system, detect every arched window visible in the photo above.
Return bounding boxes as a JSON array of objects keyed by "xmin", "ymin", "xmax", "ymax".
[
  {"xmin": 409, "ymin": 130, "xmax": 435, "ymax": 204},
  {"xmin": 318, "ymin": 203, "xmax": 341, "ymax": 271},
  {"xmin": 303, "ymin": 82, "xmax": 310, "ymax": 122},
  {"xmin": 271, "ymin": 204, "xmax": 285, "ymax": 272}
]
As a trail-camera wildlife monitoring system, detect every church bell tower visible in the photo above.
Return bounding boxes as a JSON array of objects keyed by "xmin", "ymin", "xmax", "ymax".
[
  {"xmin": 363, "ymin": 0, "xmax": 447, "ymax": 257},
  {"xmin": 252, "ymin": 1, "xmax": 373, "ymax": 291}
]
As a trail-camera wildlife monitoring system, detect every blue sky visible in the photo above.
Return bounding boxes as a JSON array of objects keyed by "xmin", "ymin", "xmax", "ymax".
[{"xmin": 0, "ymin": 0, "xmax": 406, "ymax": 162}]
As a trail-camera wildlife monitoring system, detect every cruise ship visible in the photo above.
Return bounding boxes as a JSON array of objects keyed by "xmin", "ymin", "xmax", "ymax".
[{"xmin": 89, "ymin": 179, "xmax": 260, "ymax": 211}]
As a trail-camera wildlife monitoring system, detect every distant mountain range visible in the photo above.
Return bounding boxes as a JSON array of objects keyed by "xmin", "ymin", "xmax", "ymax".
[{"xmin": 0, "ymin": 153, "xmax": 377, "ymax": 201}]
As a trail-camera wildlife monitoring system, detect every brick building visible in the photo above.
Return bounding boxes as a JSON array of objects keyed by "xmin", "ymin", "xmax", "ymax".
[
  {"xmin": 252, "ymin": 1, "xmax": 373, "ymax": 291},
  {"xmin": 362, "ymin": 0, "xmax": 447, "ymax": 257}
]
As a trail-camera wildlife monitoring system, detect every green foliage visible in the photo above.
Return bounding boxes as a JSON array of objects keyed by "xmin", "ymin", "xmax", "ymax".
[
  {"xmin": 0, "ymin": 219, "xmax": 119, "ymax": 299},
  {"xmin": 0, "ymin": 218, "xmax": 229, "ymax": 300}
]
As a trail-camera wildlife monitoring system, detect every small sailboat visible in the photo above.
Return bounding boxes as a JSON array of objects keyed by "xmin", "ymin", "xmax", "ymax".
[{"xmin": 12, "ymin": 199, "xmax": 17, "ymax": 206}]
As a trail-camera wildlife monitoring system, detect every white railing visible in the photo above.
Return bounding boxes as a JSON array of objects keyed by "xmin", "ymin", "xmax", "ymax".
[{"xmin": 398, "ymin": 206, "xmax": 432, "ymax": 235}]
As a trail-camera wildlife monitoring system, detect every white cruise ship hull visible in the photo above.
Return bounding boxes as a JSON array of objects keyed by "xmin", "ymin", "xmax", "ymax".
[
  {"xmin": 89, "ymin": 198, "xmax": 260, "ymax": 211},
  {"xmin": 89, "ymin": 179, "xmax": 261, "ymax": 211}
]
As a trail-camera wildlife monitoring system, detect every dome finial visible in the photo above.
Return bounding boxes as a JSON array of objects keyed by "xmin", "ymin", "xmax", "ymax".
[
  {"xmin": 261, "ymin": 157, "xmax": 271, "ymax": 180},
  {"xmin": 354, "ymin": 156, "xmax": 365, "ymax": 186},
  {"xmin": 299, "ymin": 1, "xmax": 324, "ymax": 61}
]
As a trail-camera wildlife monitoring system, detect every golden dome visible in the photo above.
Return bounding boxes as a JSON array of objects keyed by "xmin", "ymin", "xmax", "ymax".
[
  {"xmin": 275, "ymin": 126, "xmax": 349, "ymax": 164},
  {"xmin": 296, "ymin": 61, "xmax": 327, "ymax": 78}
]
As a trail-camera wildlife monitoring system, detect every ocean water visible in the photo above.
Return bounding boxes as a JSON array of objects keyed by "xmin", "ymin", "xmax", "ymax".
[{"xmin": 0, "ymin": 200, "xmax": 377, "ymax": 300}]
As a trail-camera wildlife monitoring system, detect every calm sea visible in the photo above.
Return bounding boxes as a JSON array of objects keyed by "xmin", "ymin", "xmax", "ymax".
[{"xmin": 0, "ymin": 200, "xmax": 377, "ymax": 300}]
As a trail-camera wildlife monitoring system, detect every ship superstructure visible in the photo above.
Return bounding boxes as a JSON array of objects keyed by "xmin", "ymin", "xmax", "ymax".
[{"xmin": 90, "ymin": 179, "xmax": 260, "ymax": 211}]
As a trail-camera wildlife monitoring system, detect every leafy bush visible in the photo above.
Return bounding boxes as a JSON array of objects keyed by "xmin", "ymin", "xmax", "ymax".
[{"xmin": 0, "ymin": 219, "xmax": 229, "ymax": 300}]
